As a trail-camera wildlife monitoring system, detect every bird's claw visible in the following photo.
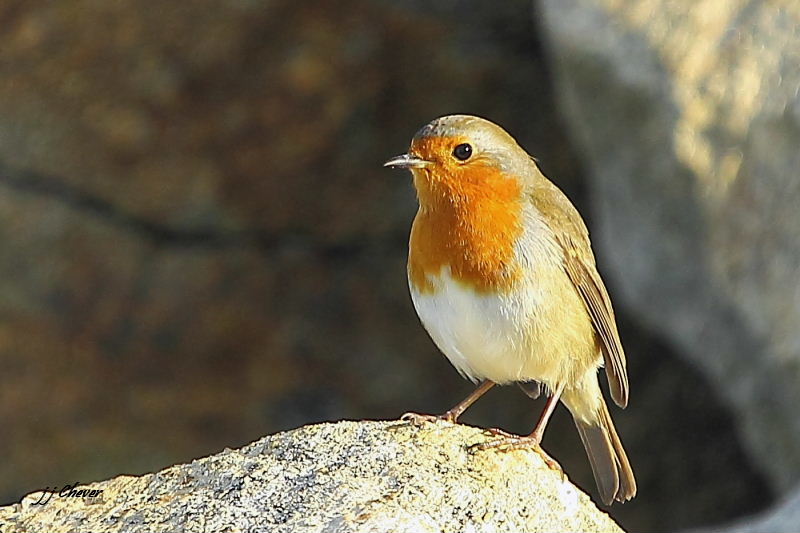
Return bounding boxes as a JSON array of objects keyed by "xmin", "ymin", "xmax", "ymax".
[
  {"xmin": 400, "ymin": 411, "xmax": 456, "ymax": 426},
  {"xmin": 469, "ymin": 435, "xmax": 564, "ymax": 475},
  {"xmin": 482, "ymin": 427, "xmax": 518, "ymax": 439}
]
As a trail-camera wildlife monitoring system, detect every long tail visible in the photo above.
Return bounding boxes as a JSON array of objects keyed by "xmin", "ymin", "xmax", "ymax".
[{"xmin": 573, "ymin": 398, "xmax": 637, "ymax": 505}]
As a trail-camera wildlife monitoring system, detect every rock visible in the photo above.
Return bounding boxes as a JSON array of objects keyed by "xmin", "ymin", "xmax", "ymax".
[
  {"xmin": 692, "ymin": 483, "xmax": 800, "ymax": 533},
  {"xmin": 0, "ymin": 421, "xmax": 623, "ymax": 533},
  {"xmin": 538, "ymin": 0, "xmax": 800, "ymax": 491}
]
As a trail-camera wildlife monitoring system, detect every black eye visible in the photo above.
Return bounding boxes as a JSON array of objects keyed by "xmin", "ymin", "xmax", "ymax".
[{"xmin": 453, "ymin": 143, "xmax": 472, "ymax": 161}]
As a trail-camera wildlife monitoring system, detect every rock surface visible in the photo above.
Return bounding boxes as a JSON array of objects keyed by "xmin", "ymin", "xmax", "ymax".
[
  {"xmin": 0, "ymin": 420, "xmax": 623, "ymax": 533},
  {"xmin": 539, "ymin": 0, "xmax": 800, "ymax": 491}
]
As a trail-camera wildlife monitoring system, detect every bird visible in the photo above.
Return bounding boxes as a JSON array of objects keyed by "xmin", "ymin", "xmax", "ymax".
[{"xmin": 384, "ymin": 115, "xmax": 636, "ymax": 505}]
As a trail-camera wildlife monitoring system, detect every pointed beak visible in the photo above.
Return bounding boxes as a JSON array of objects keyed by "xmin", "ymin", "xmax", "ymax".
[{"xmin": 383, "ymin": 153, "xmax": 431, "ymax": 169}]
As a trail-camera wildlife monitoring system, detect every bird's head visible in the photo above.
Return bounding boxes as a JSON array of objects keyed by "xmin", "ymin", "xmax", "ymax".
[{"xmin": 384, "ymin": 115, "xmax": 534, "ymax": 209}]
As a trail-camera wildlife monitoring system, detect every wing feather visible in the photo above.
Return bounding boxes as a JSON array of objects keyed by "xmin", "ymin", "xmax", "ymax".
[
  {"xmin": 556, "ymin": 233, "xmax": 628, "ymax": 407},
  {"xmin": 530, "ymin": 178, "xmax": 629, "ymax": 408}
]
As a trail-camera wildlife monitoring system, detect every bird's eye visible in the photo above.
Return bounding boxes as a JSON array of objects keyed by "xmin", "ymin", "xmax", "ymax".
[{"xmin": 452, "ymin": 143, "xmax": 472, "ymax": 161}]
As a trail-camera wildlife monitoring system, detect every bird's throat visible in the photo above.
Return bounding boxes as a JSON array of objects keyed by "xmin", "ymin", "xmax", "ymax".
[{"xmin": 409, "ymin": 175, "xmax": 524, "ymax": 295}]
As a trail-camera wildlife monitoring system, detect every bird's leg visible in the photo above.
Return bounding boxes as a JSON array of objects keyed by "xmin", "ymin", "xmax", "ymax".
[
  {"xmin": 471, "ymin": 382, "xmax": 566, "ymax": 472},
  {"xmin": 481, "ymin": 381, "xmax": 542, "ymax": 439},
  {"xmin": 402, "ymin": 380, "xmax": 495, "ymax": 425}
]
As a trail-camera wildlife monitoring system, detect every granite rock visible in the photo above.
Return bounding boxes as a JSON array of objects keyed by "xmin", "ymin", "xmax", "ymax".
[{"xmin": 0, "ymin": 421, "xmax": 624, "ymax": 533}]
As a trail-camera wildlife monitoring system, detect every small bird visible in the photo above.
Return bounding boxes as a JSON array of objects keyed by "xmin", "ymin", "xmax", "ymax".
[{"xmin": 385, "ymin": 115, "xmax": 636, "ymax": 505}]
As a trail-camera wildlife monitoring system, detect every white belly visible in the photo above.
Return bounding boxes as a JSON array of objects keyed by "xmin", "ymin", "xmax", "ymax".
[{"xmin": 410, "ymin": 268, "xmax": 551, "ymax": 384}]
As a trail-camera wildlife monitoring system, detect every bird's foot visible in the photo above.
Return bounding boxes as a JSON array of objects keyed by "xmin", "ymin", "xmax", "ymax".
[
  {"xmin": 482, "ymin": 427, "xmax": 519, "ymax": 439},
  {"xmin": 470, "ymin": 435, "xmax": 563, "ymax": 474},
  {"xmin": 400, "ymin": 411, "xmax": 457, "ymax": 426}
]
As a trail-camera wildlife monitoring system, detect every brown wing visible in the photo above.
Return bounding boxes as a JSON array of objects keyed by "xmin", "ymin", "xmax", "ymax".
[
  {"xmin": 531, "ymin": 178, "xmax": 629, "ymax": 408},
  {"xmin": 557, "ymin": 232, "xmax": 628, "ymax": 407}
]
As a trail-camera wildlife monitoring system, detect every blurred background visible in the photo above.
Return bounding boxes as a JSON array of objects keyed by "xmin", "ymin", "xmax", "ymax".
[{"xmin": 1, "ymin": 0, "xmax": 799, "ymax": 531}]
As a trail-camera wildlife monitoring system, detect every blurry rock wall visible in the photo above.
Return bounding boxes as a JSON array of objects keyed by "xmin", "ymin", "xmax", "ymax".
[
  {"xmin": 0, "ymin": 0, "xmax": 790, "ymax": 531},
  {"xmin": 539, "ymin": 0, "xmax": 800, "ymax": 493}
]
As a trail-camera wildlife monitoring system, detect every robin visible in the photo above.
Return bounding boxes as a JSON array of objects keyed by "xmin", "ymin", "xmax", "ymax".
[{"xmin": 385, "ymin": 115, "xmax": 636, "ymax": 505}]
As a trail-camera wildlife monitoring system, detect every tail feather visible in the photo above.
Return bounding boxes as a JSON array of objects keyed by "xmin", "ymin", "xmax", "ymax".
[{"xmin": 573, "ymin": 399, "xmax": 636, "ymax": 505}]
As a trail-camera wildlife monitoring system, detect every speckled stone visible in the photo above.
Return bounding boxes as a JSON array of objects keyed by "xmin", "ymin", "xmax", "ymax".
[{"xmin": 0, "ymin": 420, "xmax": 624, "ymax": 533}]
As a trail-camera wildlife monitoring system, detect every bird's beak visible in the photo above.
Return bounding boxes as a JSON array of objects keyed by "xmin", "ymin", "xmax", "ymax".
[{"xmin": 383, "ymin": 153, "xmax": 431, "ymax": 169}]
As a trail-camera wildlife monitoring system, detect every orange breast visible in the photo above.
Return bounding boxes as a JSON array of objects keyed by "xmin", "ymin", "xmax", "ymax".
[{"xmin": 408, "ymin": 153, "xmax": 524, "ymax": 295}]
